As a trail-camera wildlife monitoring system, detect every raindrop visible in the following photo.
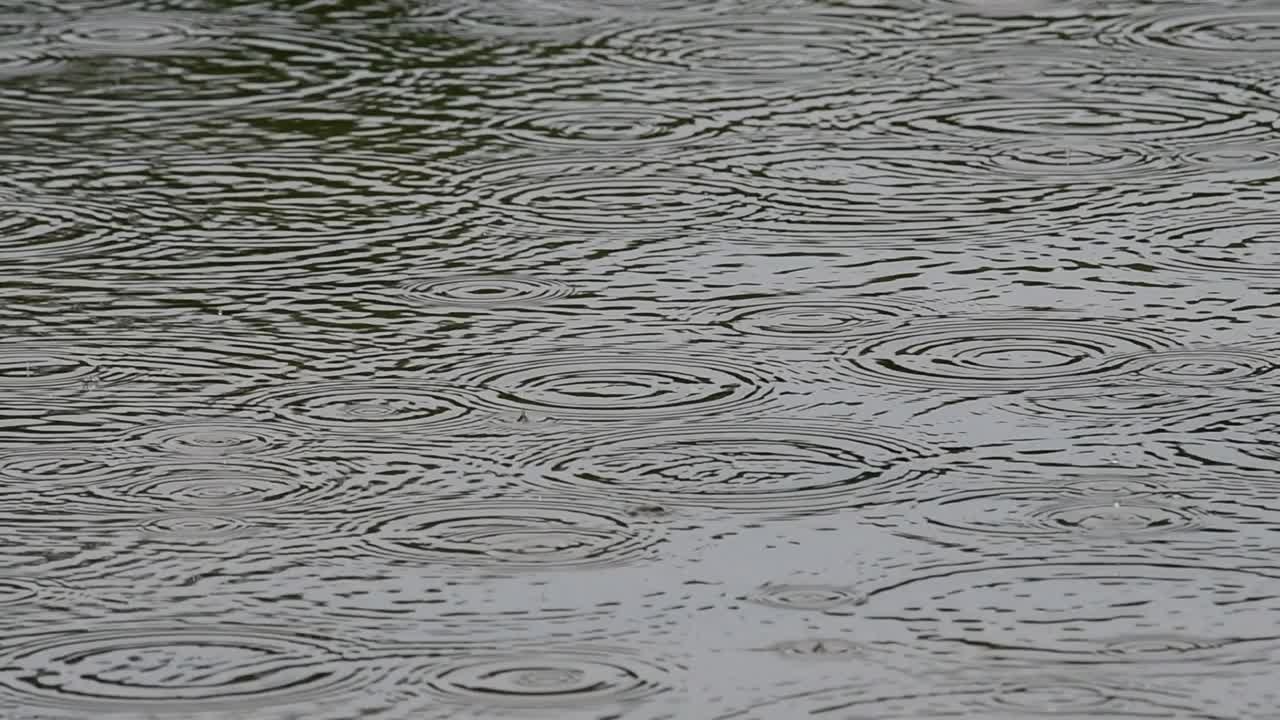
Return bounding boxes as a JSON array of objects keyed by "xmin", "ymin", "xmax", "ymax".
[{"xmin": 762, "ymin": 638, "xmax": 865, "ymax": 659}]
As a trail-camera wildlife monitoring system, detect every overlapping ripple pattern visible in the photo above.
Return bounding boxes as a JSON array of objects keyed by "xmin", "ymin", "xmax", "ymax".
[{"xmin": 5, "ymin": 0, "xmax": 1280, "ymax": 718}]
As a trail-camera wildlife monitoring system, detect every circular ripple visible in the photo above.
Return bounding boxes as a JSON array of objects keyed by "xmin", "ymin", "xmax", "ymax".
[
  {"xmin": 0, "ymin": 13, "xmax": 53, "ymax": 74},
  {"xmin": 417, "ymin": 0, "xmax": 609, "ymax": 39},
  {"xmin": 990, "ymin": 679, "xmax": 1114, "ymax": 712},
  {"xmin": 457, "ymin": 159, "xmax": 759, "ymax": 233},
  {"xmin": 244, "ymin": 382, "xmax": 491, "ymax": 435},
  {"xmin": 547, "ymin": 0, "xmax": 767, "ymax": 18},
  {"xmin": 1144, "ymin": 218, "xmax": 1280, "ymax": 277},
  {"xmin": 52, "ymin": 12, "xmax": 217, "ymax": 56},
  {"xmin": 878, "ymin": 438, "xmax": 1201, "ymax": 500},
  {"xmin": 1005, "ymin": 387, "xmax": 1225, "ymax": 426},
  {"xmin": 420, "ymin": 648, "xmax": 672, "ymax": 707},
  {"xmin": 748, "ymin": 584, "xmax": 866, "ymax": 613},
  {"xmin": 762, "ymin": 638, "xmax": 865, "ymax": 659},
  {"xmin": 837, "ymin": 315, "xmax": 1175, "ymax": 392},
  {"xmin": 0, "ymin": 19, "xmax": 376, "ymax": 120},
  {"xmin": 0, "ymin": 577, "xmax": 63, "ymax": 605},
  {"xmin": 0, "ymin": 47, "xmax": 62, "ymax": 80},
  {"xmin": 53, "ymin": 450, "xmax": 501, "ymax": 528},
  {"xmin": 676, "ymin": 295, "xmax": 930, "ymax": 344},
  {"xmin": 442, "ymin": 348, "xmax": 778, "ymax": 421},
  {"xmin": 494, "ymin": 107, "xmax": 717, "ymax": 149},
  {"xmin": 346, "ymin": 499, "xmax": 661, "ymax": 570},
  {"xmin": 720, "ymin": 171, "xmax": 1110, "ymax": 248},
  {"xmin": 721, "ymin": 138, "xmax": 1172, "ymax": 184},
  {"xmin": 907, "ymin": 485, "xmax": 1204, "ymax": 544},
  {"xmin": 722, "ymin": 673, "xmax": 1206, "ymax": 719},
  {"xmin": 977, "ymin": 138, "xmax": 1173, "ymax": 180},
  {"xmin": 1178, "ymin": 141, "xmax": 1280, "ymax": 169},
  {"xmin": 0, "ymin": 450, "xmax": 122, "ymax": 492},
  {"xmin": 724, "ymin": 142, "xmax": 961, "ymax": 184},
  {"xmin": 591, "ymin": 17, "xmax": 914, "ymax": 77},
  {"xmin": 112, "ymin": 419, "xmax": 310, "ymax": 458},
  {"xmin": 1107, "ymin": 10, "xmax": 1280, "ymax": 57},
  {"xmin": 24, "ymin": 151, "xmax": 453, "ymax": 243},
  {"xmin": 932, "ymin": 49, "xmax": 1113, "ymax": 91},
  {"xmin": 1176, "ymin": 426, "xmax": 1280, "ymax": 478},
  {"xmin": 911, "ymin": 0, "xmax": 1124, "ymax": 17},
  {"xmin": 75, "ymin": 457, "xmax": 344, "ymax": 513},
  {"xmin": 399, "ymin": 275, "xmax": 574, "ymax": 306},
  {"xmin": 1098, "ymin": 634, "xmax": 1234, "ymax": 658},
  {"xmin": 0, "ymin": 626, "xmax": 374, "ymax": 713},
  {"xmin": 697, "ymin": 136, "xmax": 1175, "ymax": 189},
  {"xmin": 138, "ymin": 514, "xmax": 253, "ymax": 540},
  {"xmin": 516, "ymin": 421, "xmax": 937, "ymax": 513},
  {"xmin": 868, "ymin": 96, "xmax": 1267, "ymax": 145},
  {"xmin": 1111, "ymin": 347, "xmax": 1280, "ymax": 386},
  {"xmin": 0, "ymin": 195, "xmax": 167, "ymax": 263},
  {"xmin": 1031, "ymin": 498, "xmax": 1198, "ymax": 535},
  {"xmin": 1156, "ymin": 382, "xmax": 1280, "ymax": 430},
  {"xmin": 862, "ymin": 562, "xmax": 1280, "ymax": 671},
  {"xmin": 0, "ymin": 327, "xmax": 316, "ymax": 403},
  {"xmin": 0, "ymin": 349, "xmax": 95, "ymax": 389}
]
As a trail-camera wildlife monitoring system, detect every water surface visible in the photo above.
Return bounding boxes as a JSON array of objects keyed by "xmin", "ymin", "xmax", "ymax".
[{"xmin": 4, "ymin": 0, "xmax": 1280, "ymax": 717}]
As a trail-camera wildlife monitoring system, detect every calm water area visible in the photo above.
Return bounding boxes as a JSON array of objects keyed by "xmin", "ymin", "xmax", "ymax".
[{"xmin": 4, "ymin": 0, "xmax": 1280, "ymax": 717}]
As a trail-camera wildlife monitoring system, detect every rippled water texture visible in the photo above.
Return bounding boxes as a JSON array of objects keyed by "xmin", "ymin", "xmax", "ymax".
[{"xmin": 6, "ymin": 0, "xmax": 1280, "ymax": 718}]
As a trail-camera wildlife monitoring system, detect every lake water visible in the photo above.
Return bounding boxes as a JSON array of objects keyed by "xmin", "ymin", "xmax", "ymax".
[{"xmin": 3, "ymin": 0, "xmax": 1280, "ymax": 718}]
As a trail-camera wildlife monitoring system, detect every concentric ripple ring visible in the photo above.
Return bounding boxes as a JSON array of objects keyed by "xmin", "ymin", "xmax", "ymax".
[
  {"xmin": 515, "ymin": 421, "xmax": 939, "ymax": 513},
  {"xmin": 439, "ymin": 348, "xmax": 782, "ymax": 421},
  {"xmin": 416, "ymin": 647, "xmax": 674, "ymax": 707},
  {"xmin": 0, "ymin": 626, "xmax": 377, "ymax": 713},
  {"xmin": 341, "ymin": 498, "xmax": 664, "ymax": 570},
  {"xmin": 242, "ymin": 381, "xmax": 492, "ymax": 435},
  {"xmin": 837, "ymin": 315, "xmax": 1176, "ymax": 391}
]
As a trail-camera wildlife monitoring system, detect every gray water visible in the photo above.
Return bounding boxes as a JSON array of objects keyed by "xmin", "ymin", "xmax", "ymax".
[{"xmin": 3, "ymin": 0, "xmax": 1280, "ymax": 718}]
